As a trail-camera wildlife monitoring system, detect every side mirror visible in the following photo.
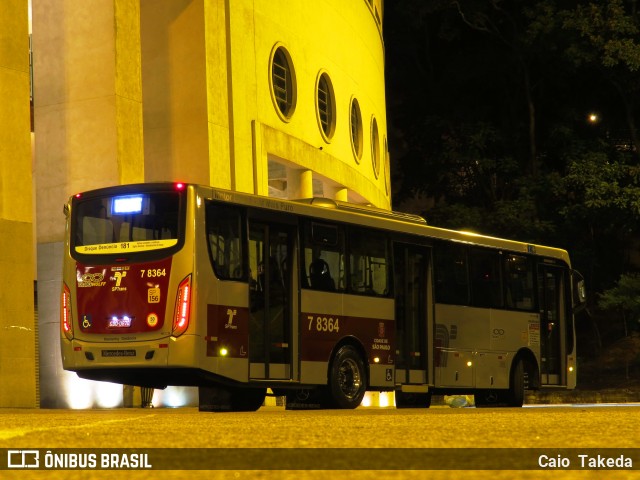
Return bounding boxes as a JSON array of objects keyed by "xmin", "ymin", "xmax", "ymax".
[{"xmin": 572, "ymin": 270, "xmax": 586, "ymax": 313}]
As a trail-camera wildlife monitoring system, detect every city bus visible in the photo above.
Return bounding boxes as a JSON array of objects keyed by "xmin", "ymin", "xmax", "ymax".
[{"xmin": 61, "ymin": 182, "xmax": 585, "ymax": 411}]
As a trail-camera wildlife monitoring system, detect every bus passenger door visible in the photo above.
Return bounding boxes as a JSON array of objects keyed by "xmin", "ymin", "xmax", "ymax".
[
  {"xmin": 538, "ymin": 265, "xmax": 565, "ymax": 385},
  {"xmin": 248, "ymin": 222, "xmax": 293, "ymax": 380},
  {"xmin": 394, "ymin": 244, "xmax": 430, "ymax": 385}
]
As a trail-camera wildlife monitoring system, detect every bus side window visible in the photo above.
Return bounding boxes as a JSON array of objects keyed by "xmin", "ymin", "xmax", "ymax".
[
  {"xmin": 348, "ymin": 228, "xmax": 390, "ymax": 296},
  {"xmin": 302, "ymin": 221, "xmax": 344, "ymax": 292},
  {"xmin": 469, "ymin": 248, "xmax": 503, "ymax": 308},
  {"xmin": 503, "ymin": 254, "xmax": 534, "ymax": 311},
  {"xmin": 205, "ymin": 202, "xmax": 244, "ymax": 280},
  {"xmin": 434, "ymin": 243, "xmax": 469, "ymax": 305}
]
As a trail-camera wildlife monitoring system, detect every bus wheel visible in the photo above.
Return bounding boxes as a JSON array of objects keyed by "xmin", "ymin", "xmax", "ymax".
[
  {"xmin": 506, "ymin": 359, "xmax": 525, "ymax": 407},
  {"xmin": 230, "ymin": 387, "xmax": 267, "ymax": 411},
  {"xmin": 395, "ymin": 391, "xmax": 432, "ymax": 409},
  {"xmin": 328, "ymin": 345, "xmax": 367, "ymax": 409}
]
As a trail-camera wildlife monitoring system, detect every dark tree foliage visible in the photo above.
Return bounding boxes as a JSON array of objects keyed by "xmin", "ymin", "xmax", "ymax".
[{"xmin": 384, "ymin": 0, "xmax": 640, "ymax": 299}]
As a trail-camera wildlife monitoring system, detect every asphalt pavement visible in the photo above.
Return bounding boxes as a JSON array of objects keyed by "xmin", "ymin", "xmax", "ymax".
[{"xmin": 1, "ymin": 404, "xmax": 639, "ymax": 480}]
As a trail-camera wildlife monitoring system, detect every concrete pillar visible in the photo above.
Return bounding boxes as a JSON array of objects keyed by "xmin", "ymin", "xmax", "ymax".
[
  {"xmin": 32, "ymin": 0, "xmax": 144, "ymax": 407},
  {"xmin": 287, "ymin": 168, "xmax": 313, "ymax": 199},
  {"xmin": 0, "ymin": 0, "xmax": 36, "ymax": 407},
  {"xmin": 328, "ymin": 186, "xmax": 348, "ymax": 202},
  {"xmin": 140, "ymin": 0, "xmax": 210, "ymax": 185}
]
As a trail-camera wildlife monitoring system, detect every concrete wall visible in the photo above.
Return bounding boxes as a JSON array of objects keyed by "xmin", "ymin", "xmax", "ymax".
[
  {"xmin": 32, "ymin": 0, "xmax": 144, "ymax": 407},
  {"xmin": 138, "ymin": 0, "xmax": 389, "ymax": 205},
  {"xmin": 0, "ymin": 0, "xmax": 36, "ymax": 407}
]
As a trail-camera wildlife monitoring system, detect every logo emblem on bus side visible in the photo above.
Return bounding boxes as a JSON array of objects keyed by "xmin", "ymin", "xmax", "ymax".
[
  {"xmin": 225, "ymin": 309, "xmax": 238, "ymax": 330},
  {"xmin": 78, "ymin": 272, "xmax": 106, "ymax": 288}
]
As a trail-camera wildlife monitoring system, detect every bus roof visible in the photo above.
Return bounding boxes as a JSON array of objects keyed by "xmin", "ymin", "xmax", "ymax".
[
  {"xmin": 68, "ymin": 182, "xmax": 571, "ymax": 265},
  {"xmin": 201, "ymin": 185, "xmax": 571, "ymax": 265}
]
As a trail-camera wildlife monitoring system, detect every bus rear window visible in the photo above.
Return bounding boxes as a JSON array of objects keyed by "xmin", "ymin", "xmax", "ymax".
[{"xmin": 73, "ymin": 191, "xmax": 181, "ymax": 255}]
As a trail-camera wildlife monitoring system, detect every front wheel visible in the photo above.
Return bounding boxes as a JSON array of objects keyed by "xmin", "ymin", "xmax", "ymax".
[
  {"xmin": 475, "ymin": 359, "xmax": 526, "ymax": 408},
  {"xmin": 506, "ymin": 359, "xmax": 525, "ymax": 407},
  {"xmin": 328, "ymin": 345, "xmax": 367, "ymax": 409}
]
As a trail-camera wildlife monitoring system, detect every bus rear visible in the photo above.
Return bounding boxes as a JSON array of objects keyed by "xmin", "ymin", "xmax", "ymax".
[{"xmin": 60, "ymin": 183, "xmax": 197, "ymax": 388}]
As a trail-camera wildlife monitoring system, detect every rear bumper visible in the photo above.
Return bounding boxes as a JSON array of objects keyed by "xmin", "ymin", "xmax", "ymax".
[{"xmin": 61, "ymin": 334, "xmax": 199, "ymax": 373}]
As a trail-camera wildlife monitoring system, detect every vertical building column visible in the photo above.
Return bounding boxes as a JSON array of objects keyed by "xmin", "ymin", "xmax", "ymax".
[
  {"xmin": 0, "ymin": 0, "xmax": 35, "ymax": 407},
  {"xmin": 140, "ymin": 0, "xmax": 210, "ymax": 185},
  {"xmin": 205, "ymin": 0, "xmax": 232, "ymax": 190},
  {"xmin": 327, "ymin": 186, "xmax": 348, "ymax": 202},
  {"xmin": 287, "ymin": 168, "xmax": 313, "ymax": 199},
  {"xmin": 33, "ymin": 0, "xmax": 144, "ymax": 407}
]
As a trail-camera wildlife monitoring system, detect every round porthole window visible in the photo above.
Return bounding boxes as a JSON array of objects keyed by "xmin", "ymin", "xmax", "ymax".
[
  {"xmin": 316, "ymin": 71, "xmax": 336, "ymax": 141},
  {"xmin": 350, "ymin": 97, "xmax": 363, "ymax": 163},
  {"xmin": 269, "ymin": 45, "xmax": 297, "ymax": 121},
  {"xmin": 371, "ymin": 116, "xmax": 380, "ymax": 178}
]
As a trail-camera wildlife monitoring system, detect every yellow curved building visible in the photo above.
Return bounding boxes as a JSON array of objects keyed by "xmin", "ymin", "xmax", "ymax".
[
  {"xmin": 138, "ymin": 0, "xmax": 389, "ymax": 208},
  {"xmin": 0, "ymin": 0, "xmax": 388, "ymax": 407}
]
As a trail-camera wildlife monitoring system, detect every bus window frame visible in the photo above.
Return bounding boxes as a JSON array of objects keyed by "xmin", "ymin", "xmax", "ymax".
[
  {"xmin": 346, "ymin": 225, "xmax": 392, "ymax": 298},
  {"xmin": 502, "ymin": 253, "xmax": 536, "ymax": 313},
  {"xmin": 204, "ymin": 200, "xmax": 247, "ymax": 282},
  {"xmin": 301, "ymin": 219, "xmax": 345, "ymax": 292}
]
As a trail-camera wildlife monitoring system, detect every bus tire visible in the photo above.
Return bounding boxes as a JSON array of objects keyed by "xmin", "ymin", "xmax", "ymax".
[
  {"xmin": 230, "ymin": 387, "xmax": 267, "ymax": 412},
  {"xmin": 395, "ymin": 391, "xmax": 432, "ymax": 409},
  {"xmin": 328, "ymin": 345, "xmax": 367, "ymax": 409},
  {"xmin": 506, "ymin": 359, "xmax": 525, "ymax": 407}
]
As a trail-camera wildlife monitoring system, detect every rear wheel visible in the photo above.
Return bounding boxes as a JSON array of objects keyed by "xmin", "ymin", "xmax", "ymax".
[
  {"xmin": 506, "ymin": 359, "xmax": 525, "ymax": 407},
  {"xmin": 328, "ymin": 345, "xmax": 367, "ymax": 409},
  {"xmin": 230, "ymin": 387, "xmax": 267, "ymax": 411}
]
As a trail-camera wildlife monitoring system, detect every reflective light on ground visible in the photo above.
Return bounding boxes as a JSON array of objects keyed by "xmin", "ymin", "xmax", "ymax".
[
  {"xmin": 63, "ymin": 374, "xmax": 97, "ymax": 409},
  {"xmin": 94, "ymin": 382, "xmax": 123, "ymax": 408},
  {"xmin": 62, "ymin": 374, "xmax": 197, "ymax": 408},
  {"xmin": 152, "ymin": 387, "xmax": 196, "ymax": 408},
  {"xmin": 361, "ymin": 391, "xmax": 394, "ymax": 407}
]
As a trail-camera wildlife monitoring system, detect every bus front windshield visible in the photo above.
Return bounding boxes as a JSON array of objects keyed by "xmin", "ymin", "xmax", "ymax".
[{"xmin": 73, "ymin": 191, "xmax": 182, "ymax": 255}]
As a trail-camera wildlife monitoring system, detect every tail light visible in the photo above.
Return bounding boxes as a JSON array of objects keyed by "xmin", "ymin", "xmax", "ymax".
[
  {"xmin": 61, "ymin": 283, "xmax": 73, "ymax": 340},
  {"xmin": 173, "ymin": 275, "xmax": 192, "ymax": 336}
]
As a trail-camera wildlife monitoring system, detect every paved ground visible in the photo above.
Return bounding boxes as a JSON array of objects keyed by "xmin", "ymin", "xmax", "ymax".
[{"xmin": 1, "ymin": 404, "xmax": 639, "ymax": 480}]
